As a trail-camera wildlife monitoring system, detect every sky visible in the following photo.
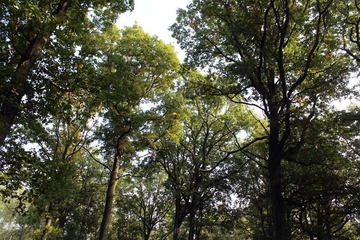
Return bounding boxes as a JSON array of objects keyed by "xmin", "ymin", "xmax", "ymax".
[{"xmin": 116, "ymin": 0, "xmax": 192, "ymax": 60}]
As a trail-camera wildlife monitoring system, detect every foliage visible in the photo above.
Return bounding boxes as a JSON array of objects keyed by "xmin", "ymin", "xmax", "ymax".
[
  {"xmin": 0, "ymin": 0, "xmax": 134, "ymax": 145},
  {"xmin": 1, "ymin": 0, "xmax": 360, "ymax": 239}
]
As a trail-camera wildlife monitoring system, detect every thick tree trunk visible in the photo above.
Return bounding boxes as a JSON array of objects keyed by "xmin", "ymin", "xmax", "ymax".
[
  {"xmin": 0, "ymin": 0, "xmax": 71, "ymax": 146},
  {"xmin": 173, "ymin": 197, "xmax": 181, "ymax": 240},
  {"xmin": 188, "ymin": 199, "xmax": 197, "ymax": 240},
  {"xmin": 188, "ymin": 166, "xmax": 202, "ymax": 240},
  {"xmin": 0, "ymin": 93, "xmax": 22, "ymax": 146},
  {"xmin": 268, "ymin": 119, "xmax": 287, "ymax": 240},
  {"xmin": 195, "ymin": 201, "xmax": 204, "ymax": 239},
  {"xmin": 268, "ymin": 159, "xmax": 286, "ymax": 240},
  {"xmin": 173, "ymin": 195, "xmax": 186, "ymax": 240},
  {"xmin": 0, "ymin": 35, "xmax": 47, "ymax": 146},
  {"xmin": 144, "ymin": 231, "xmax": 151, "ymax": 240},
  {"xmin": 143, "ymin": 210, "xmax": 151, "ymax": 240},
  {"xmin": 99, "ymin": 154, "xmax": 120, "ymax": 240}
]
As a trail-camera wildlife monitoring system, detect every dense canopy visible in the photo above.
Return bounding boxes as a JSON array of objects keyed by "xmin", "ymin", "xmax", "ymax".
[{"xmin": 1, "ymin": 0, "xmax": 360, "ymax": 239}]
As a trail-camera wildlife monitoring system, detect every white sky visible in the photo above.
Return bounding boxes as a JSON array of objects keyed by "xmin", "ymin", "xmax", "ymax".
[{"xmin": 116, "ymin": 0, "xmax": 192, "ymax": 60}]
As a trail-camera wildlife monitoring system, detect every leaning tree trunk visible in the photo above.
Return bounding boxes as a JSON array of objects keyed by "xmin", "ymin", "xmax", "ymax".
[
  {"xmin": 98, "ymin": 154, "xmax": 120, "ymax": 240},
  {"xmin": 0, "ymin": 35, "xmax": 47, "ymax": 146},
  {"xmin": 40, "ymin": 202, "xmax": 55, "ymax": 240},
  {"xmin": 0, "ymin": 0, "xmax": 71, "ymax": 147},
  {"xmin": 40, "ymin": 215, "xmax": 52, "ymax": 240}
]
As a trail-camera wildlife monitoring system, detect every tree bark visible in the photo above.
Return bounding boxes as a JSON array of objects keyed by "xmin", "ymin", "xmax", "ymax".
[
  {"xmin": 40, "ymin": 203, "xmax": 54, "ymax": 240},
  {"xmin": 0, "ymin": 35, "xmax": 47, "ymax": 146},
  {"xmin": 173, "ymin": 195, "xmax": 186, "ymax": 240},
  {"xmin": 40, "ymin": 215, "xmax": 52, "ymax": 240},
  {"xmin": 195, "ymin": 202, "xmax": 204, "ymax": 240},
  {"xmin": 99, "ymin": 154, "xmax": 120, "ymax": 240},
  {"xmin": 173, "ymin": 196, "xmax": 181, "ymax": 240},
  {"xmin": 268, "ymin": 118, "xmax": 287, "ymax": 240},
  {"xmin": 268, "ymin": 160, "xmax": 286, "ymax": 240},
  {"xmin": 188, "ymin": 200, "xmax": 196, "ymax": 240}
]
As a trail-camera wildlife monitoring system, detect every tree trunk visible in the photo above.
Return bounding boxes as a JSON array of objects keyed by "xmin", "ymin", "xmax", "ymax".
[
  {"xmin": 268, "ymin": 160, "xmax": 286, "ymax": 240},
  {"xmin": 268, "ymin": 119, "xmax": 286, "ymax": 240},
  {"xmin": 0, "ymin": 92, "xmax": 19, "ymax": 146},
  {"xmin": 40, "ymin": 203, "xmax": 54, "ymax": 240},
  {"xmin": 173, "ymin": 195, "xmax": 186, "ymax": 240},
  {"xmin": 143, "ymin": 208, "xmax": 151, "ymax": 240},
  {"xmin": 195, "ymin": 201, "xmax": 204, "ymax": 239},
  {"xmin": 188, "ymin": 199, "xmax": 196, "ymax": 240},
  {"xmin": 0, "ymin": 35, "xmax": 47, "ymax": 146},
  {"xmin": 144, "ymin": 227, "xmax": 151, "ymax": 240},
  {"xmin": 40, "ymin": 216, "xmax": 52, "ymax": 240},
  {"xmin": 99, "ymin": 154, "xmax": 120, "ymax": 240},
  {"xmin": 0, "ymin": 0, "xmax": 71, "ymax": 146},
  {"xmin": 173, "ymin": 196, "xmax": 181, "ymax": 240}
]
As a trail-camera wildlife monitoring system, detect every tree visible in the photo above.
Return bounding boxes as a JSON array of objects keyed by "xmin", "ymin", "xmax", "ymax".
[
  {"xmin": 61, "ymin": 155, "xmax": 107, "ymax": 240},
  {"xmin": 0, "ymin": 75, "xmax": 109, "ymax": 238},
  {"xmin": 284, "ymin": 116, "xmax": 355, "ymax": 239},
  {"xmin": 171, "ymin": 0, "xmax": 352, "ymax": 238},
  {"xmin": 150, "ymin": 74, "xmax": 256, "ymax": 239},
  {"xmin": 0, "ymin": 0, "xmax": 134, "ymax": 146},
  {"xmin": 0, "ymin": 142, "xmax": 107, "ymax": 240},
  {"xmin": 114, "ymin": 170, "xmax": 173, "ymax": 240},
  {"xmin": 94, "ymin": 24, "xmax": 181, "ymax": 240},
  {"xmin": 23, "ymin": 93, "xmax": 100, "ymax": 239}
]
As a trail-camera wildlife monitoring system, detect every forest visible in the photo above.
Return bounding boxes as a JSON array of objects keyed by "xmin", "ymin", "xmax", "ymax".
[{"xmin": 1, "ymin": 0, "xmax": 360, "ymax": 239}]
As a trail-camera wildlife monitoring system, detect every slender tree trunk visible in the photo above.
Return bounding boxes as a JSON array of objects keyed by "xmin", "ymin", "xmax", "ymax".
[
  {"xmin": 143, "ymin": 208, "xmax": 151, "ymax": 240},
  {"xmin": 40, "ymin": 216, "xmax": 52, "ymax": 240},
  {"xmin": 40, "ymin": 203, "xmax": 54, "ymax": 240},
  {"xmin": 99, "ymin": 154, "xmax": 120, "ymax": 240}
]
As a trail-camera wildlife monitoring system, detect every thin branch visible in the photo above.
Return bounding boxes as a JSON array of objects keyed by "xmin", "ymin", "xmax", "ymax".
[
  {"xmin": 200, "ymin": 135, "xmax": 267, "ymax": 173},
  {"xmin": 81, "ymin": 146, "xmax": 111, "ymax": 172}
]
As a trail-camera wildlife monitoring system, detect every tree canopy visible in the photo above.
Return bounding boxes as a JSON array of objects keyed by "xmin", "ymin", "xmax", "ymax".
[{"xmin": 1, "ymin": 0, "xmax": 360, "ymax": 239}]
